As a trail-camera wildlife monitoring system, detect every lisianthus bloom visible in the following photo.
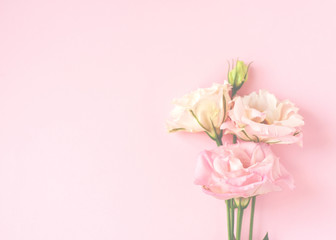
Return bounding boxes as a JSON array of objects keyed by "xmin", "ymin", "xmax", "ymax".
[
  {"xmin": 221, "ymin": 90, "xmax": 304, "ymax": 144},
  {"xmin": 194, "ymin": 142, "xmax": 294, "ymax": 200},
  {"xmin": 166, "ymin": 83, "xmax": 231, "ymax": 139}
]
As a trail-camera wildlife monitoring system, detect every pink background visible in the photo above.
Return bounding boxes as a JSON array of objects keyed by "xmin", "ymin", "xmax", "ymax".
[{"xmin": 0, "ymin": 0, "xmax": 335, "ymax": 239}]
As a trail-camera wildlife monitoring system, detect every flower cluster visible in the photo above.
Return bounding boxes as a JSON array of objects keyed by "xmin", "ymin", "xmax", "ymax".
[{"xmin": 166, "ymin": 60, "xmax": 304, "ymax": 240}]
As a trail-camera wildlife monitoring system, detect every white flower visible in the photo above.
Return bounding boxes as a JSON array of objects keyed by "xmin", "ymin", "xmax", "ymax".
[{"xmin": 166, "ymin": 83, "xmax": 231, "ymax": 138}]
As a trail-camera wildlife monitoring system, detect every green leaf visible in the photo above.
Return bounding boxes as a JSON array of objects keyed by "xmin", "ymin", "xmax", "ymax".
[{"xmin": 263, "ymin": 232, "xmax": 269, "ymax": 240}]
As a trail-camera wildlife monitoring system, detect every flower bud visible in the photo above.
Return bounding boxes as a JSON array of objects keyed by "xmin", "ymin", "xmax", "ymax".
[
  {"xmin": 228, "ymin": 60, "xmax": 250, "ymax": 94},
  {"xmin": 233, "ymin": 197, "xmax": 251, "ymax": 209}
]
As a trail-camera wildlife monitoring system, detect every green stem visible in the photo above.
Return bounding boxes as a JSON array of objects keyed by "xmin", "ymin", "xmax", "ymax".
[
  {"xmin": 232, "ymin": 88, "xmax": 237, "ymax": 98},
  {"xmin": 230, "ymin": 199, "xmax": 234, "ymax": 238},
  {"xmin": 236, "ymin": 207, "xmax": 244, "ymax": 240},
  {"xmin": 215, "ymin": 137, "xmax": 223, "ymax": 146},
  {"xmin": 233, "ymin": 135, "xmax": 237, "ymax": 144},
  {"xmin": 249, "ymin": 196, "xmax": 256, "ymax": 240},
  {"xmin": 214, "ymin": 130, "xmax": 231, "ymax": 239},
  {"xmin": 225, "ymin": 200, "xmax": 232, "ymax": 240}
]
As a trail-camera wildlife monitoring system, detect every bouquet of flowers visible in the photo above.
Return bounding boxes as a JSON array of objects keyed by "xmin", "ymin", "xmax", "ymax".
[{"xmin": 166, "ymin": 60, "xmax": 304, "ymax": 240}]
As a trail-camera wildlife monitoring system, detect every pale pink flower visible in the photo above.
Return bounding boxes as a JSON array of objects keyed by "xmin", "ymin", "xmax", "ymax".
[
  {"xmin": 194, "ymin": 142, "xmax": 294, "ymax": 200},
  {"xmin": 221, "ymin": 90, "xmax": 304, "ymax": 144}
]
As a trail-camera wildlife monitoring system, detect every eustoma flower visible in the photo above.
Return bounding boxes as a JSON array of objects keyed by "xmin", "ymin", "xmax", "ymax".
[
  {"xmin": 221, "ymin": 90, "xmax": 304, "ymax": 145},
  {"xmin": 194, "ymin": 142, "xmax": 294, "ymax": 200},
  {"xmin": 166, "ymin": 60, "xmax": 302, "ymax": 240},
  {"xmin": 166, "ymin": 83, "xmax": 231, "ymax": 140}
]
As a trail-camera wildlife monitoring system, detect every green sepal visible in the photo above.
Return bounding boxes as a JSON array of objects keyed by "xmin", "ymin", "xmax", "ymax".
[
  {"xmin": 205, "ymin": 131, "xmax": 217, "ymax": 140},
  {"xmin": 168, "ymin": 128, "xmax": 186, "ymax": 133}
]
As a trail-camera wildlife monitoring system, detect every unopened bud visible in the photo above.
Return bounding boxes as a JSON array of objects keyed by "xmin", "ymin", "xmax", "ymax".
[
  {"xmin": 228, "ymin": 60, "xmax": 250, "ymax": 94},
  {"xmin": 234, "ymin": 197, "xmax": 251, "ymax": 209}
]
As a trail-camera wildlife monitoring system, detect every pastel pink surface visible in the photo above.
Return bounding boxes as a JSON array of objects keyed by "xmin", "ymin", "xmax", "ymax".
[{"xmin": 0, "ymin": 0, "xmax": 335, "ymax": 240}]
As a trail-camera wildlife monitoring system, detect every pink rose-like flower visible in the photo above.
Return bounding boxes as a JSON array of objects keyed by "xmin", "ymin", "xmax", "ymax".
[
  {"xmin": 221, "ymin": 90, "xmax": 304, "ymax": 144},
  {"xmin": 194, "ymin": 142, "xmax": 294, "ymax": 200}
]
